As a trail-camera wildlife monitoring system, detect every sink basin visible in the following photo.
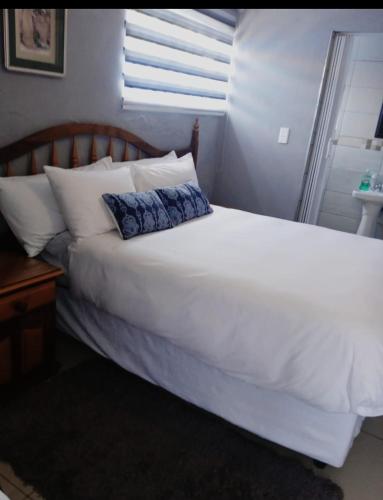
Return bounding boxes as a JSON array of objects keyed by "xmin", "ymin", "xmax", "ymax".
[
  {"xmin": 352, "ymin": 190, "xmax": 383, "ymax": 204},
  {"xmin": 352, "ymin": 190, "xmax": 383, "ymax": 237}
]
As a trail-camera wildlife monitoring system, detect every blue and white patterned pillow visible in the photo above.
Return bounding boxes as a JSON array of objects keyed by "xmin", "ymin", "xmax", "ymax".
[
  {"xmin": 155, "ymin": 182, "xmax": 213, "ymax": 226},
  {"xmin": 102, "ymin": 190, "xmax": 173, "ymax": 240}
]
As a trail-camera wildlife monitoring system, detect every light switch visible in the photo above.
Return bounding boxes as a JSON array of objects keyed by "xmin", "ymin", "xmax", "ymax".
[{"xmin": 278, "ymin": 127, "xmax": 290, "ymax": 144}]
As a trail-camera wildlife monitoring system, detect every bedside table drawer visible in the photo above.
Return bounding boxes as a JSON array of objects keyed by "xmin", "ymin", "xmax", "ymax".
[{"xmin": 0, "ymin": 281, "xmax": 55, "ymax": 322}]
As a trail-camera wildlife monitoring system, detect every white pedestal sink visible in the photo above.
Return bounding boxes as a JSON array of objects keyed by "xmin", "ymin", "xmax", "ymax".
[{"xmin": 352, "ymin": 190, "xmax": 383, "ymax": 237}]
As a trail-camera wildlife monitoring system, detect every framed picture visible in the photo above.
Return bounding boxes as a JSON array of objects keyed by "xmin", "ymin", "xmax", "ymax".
[
  {"xmin": 3, "ymin": 9, "xmax": 67, "ymax": 77},
  {"xmin": 375, "ymin": 102, "xmax": 383, "ymax": 139}
]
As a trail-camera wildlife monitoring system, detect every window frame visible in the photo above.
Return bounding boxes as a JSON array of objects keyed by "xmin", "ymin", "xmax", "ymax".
[{"xmin": 121, "ymin": 9, "xmax": 235, "ymax": 116}]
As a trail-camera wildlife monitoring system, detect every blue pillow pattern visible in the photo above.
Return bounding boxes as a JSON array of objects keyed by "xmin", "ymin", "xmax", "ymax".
[
  {"xmin": 102, "ymin": 190, "xmax": 173, "ymax": 240},
  {"xmin": 155, "ymin": 182, "xmax": 213, "ymax": 226}
]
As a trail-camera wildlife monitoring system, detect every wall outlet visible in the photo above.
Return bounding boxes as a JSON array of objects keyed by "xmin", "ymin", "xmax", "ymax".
[{"xmin": 278, "ymin": 127, "xmax": 290, "ymax": 144}]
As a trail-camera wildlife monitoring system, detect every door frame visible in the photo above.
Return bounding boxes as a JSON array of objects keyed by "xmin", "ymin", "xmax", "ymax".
[{"xmin": 295, "ymin": 31, "xmax": 353, "ymax": 224}]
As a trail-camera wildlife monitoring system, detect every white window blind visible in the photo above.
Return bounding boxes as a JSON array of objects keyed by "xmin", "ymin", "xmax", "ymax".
[{"xmin": 123, "ymin": 9, "xmax": 235, "ymax": 114}]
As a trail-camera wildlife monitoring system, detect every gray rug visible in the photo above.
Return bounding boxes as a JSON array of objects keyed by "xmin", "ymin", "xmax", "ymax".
[{"xmin": 0, "ymin": 358, "xmax": 343, "ymax": 499}]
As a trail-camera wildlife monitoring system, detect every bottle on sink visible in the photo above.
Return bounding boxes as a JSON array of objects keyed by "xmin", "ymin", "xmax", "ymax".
[
  {"xmin": 370, "ymin": 172, "xmax": 378, "ymax": 191},
  {"xmin": 359, "ymin": 170, "xmax": 371, "ymax": 191}
]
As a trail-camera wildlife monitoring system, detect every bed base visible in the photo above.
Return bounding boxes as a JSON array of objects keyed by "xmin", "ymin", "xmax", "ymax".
[{"xmin": 56, "ymin": 287, "xmax": 363, "ymax": 468}]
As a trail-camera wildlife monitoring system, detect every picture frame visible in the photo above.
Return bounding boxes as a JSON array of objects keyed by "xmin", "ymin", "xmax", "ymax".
[
  {"xmin": 3, "ymin": 9, "xmax": 67, "ymax": 77},
  {"xmin": 375, "ymin": 102, "xmax": 383, "ymax": 139}
]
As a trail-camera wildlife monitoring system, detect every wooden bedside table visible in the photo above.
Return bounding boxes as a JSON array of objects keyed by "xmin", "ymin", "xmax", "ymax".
[{"xmin": 0, "ymin": 251, "xmax": 64, "ymax": 394}]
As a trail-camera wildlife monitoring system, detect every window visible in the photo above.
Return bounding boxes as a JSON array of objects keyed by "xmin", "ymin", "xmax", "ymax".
[{"xmin": 123, "ymin": 9, "xmax": 235, "ymax": 115}]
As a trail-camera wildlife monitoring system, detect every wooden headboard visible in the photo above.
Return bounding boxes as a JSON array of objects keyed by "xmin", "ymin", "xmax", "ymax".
[
  {"xmin": 0, "ymin": 119, "xmax": 199, "ymax": 177},
  {"xmin": 0, "ymin": 119, "xmax": 199, "ymax": 249}
]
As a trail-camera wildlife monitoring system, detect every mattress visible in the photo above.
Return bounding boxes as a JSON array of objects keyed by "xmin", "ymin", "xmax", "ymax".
[
  {"xmin": 65, "ymin": 205, "xmax": 383, "ymax": 416},
  {"xmin": 56, "ymin": 286, "xmax": 363, "ymax": 468}
]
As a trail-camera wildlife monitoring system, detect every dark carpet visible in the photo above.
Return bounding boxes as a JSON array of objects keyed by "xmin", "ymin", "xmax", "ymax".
[{"xmin": 0, "ymin": 358, "xmax": 343, "ymax": 500}]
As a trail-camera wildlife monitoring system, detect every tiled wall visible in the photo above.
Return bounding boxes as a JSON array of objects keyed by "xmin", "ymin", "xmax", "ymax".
[{"xmin": 318, "ymin": 34, "xmax": 383, "ymax": 237}]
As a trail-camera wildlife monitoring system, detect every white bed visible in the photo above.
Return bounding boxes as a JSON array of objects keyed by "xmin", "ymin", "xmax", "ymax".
[
  {"xmin": 42, "ymin": 203, "xmax": 383, "ymax": 466},
  {"xmin": 2, "ymin": 122, "xmax": 382, "ymax": 469}
]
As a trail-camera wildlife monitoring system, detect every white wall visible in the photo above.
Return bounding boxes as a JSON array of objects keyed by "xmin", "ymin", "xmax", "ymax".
[
  {"xmin": 318, "ymin": 34, "xmax": 383, "ymax": 235},
  {"xmin": 213, "ymin": 9, "xmax": 383, "ymax": 221}
]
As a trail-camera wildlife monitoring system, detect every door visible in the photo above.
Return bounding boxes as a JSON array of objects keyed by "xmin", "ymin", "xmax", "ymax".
[{"xmin": 298, "ymin": 32, "xmax": 383, "ymax": 238}]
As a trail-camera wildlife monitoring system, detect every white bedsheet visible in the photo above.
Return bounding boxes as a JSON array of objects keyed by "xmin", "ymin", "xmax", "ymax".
[
  {"xmin": 68, "ymin": 205, "xmax": 383, "ymax": 416},
  {"xmin": 56, "ymin": 287, "xmax": 363, "ymax": 467}
]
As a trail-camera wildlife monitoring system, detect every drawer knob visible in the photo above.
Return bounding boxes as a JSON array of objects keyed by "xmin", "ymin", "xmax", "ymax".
[{"xmin": 13, "ymin": 301, "xmax": 28, "ymax": 314}]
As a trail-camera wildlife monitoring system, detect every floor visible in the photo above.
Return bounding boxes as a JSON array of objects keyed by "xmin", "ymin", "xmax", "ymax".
[{"xmin": 1, "ymin": 332, "xmax": 383, "ymax": 500}]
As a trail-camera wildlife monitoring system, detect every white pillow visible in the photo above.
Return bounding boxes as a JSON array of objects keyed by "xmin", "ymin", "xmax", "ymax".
[
  {"xmin": 109, "ymin": 150, "xmax": 177, "ymax": 170},
  {"xmin": 75, "ymin": 156, "xmax": 112, "ymax": 171},
  {"xmin": 132, "ymin": 153, "xmax": 198, "ymax": 192},
  {"xmin": 44, "ymin": 166, "xmax": 136, "ymax": 239},
  {"xmin": 0, "ymin": 156, "xmax": 113, "ymax": 257},
  {"xmin": 0, "ymin": 174, "xmax": 66, "ymax": 257}
]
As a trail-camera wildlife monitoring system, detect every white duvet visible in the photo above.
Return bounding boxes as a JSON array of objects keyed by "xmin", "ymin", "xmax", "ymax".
[{"xmin": 68, "ymin": 205, "xmax": 383, "ymax": 416}]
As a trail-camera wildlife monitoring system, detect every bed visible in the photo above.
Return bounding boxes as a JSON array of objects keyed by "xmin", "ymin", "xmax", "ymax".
[{"xmin": 1, "ymin": 121, "xmax": 382, "ymax": 468}]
